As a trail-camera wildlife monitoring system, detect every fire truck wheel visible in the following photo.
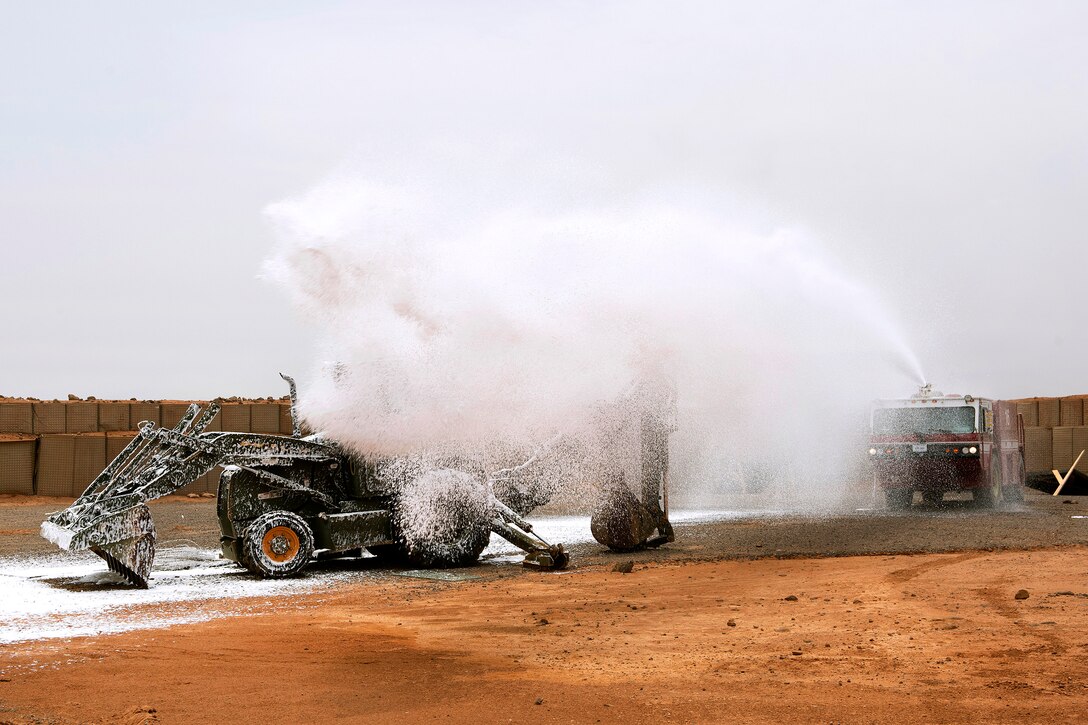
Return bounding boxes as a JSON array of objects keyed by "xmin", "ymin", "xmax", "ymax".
[
  {"xmin": 885, "ymin": 489, "xmax": 913, "ymax": 510},
  {"xmin": 242, "ymin": 511, "xmax": 315, "ymax": 578},
  {"xmin": 1003, "ymin": 460, "xmax": 1026, "ymax": 502},
  {"xmin": 973, "ymin": 473, "xmax": 1002, "ymax": 509}
]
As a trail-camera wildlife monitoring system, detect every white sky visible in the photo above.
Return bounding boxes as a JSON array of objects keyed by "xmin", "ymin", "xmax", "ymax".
[{"xmin": 2, "ymin": 1, "xmax": 1085, "ymax": 400}]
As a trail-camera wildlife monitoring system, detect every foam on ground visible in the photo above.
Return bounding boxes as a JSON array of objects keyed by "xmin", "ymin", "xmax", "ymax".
[{"xmin": 4, "ymin": 510, "xmax": 741, "ymax": 644}]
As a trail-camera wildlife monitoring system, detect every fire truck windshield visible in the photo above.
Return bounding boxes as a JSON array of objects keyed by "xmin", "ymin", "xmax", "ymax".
[{"xmin": 872, "ymin": 406, "xmax": 976, "ymax": 436}]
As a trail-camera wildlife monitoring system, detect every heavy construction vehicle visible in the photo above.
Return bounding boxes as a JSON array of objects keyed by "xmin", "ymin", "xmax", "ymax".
[
  {"xmin": 868, "ymin": 384, "xmax": 1026, "ymax": 509},
  {"xmin": 41, "ymin": 375, "xmax": 674, "ymax": 587}
]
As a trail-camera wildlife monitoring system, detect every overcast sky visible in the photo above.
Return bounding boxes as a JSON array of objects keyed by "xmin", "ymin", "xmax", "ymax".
[{"xmin": 2, "ymin": 1, "xmax": 1085, "ymax": 400}]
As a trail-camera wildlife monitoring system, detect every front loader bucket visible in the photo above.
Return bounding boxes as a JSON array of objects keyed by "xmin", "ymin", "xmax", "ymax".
[
  {"xmin": 39, "ymin": 403, "xmax": 216, "ymax": 588},
  {"xmin": 41, "ymin": 397, "xmax": 344, "ymax": 588},
  {"xmin": 42, "ymin": 504, "xmax": 157, "ymax": 588},
  {"xmin": 91, "ymin": 505, "xmax": 157, "ymax": 588}
]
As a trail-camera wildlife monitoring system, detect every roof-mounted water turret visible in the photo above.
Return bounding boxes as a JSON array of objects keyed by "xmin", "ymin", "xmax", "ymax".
[{"xmin": 912, "ymin": 383, "xmax": 943, "ymax": 399}]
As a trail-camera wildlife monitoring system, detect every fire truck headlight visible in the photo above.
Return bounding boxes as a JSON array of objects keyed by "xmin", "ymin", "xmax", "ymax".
[
  {"xmin": 968, "ymin": 446, "xmax": 978, "ymax": 454},
  {"xmin": 868, "ymin": 448, "xmax": 877, "ymax": 456}
]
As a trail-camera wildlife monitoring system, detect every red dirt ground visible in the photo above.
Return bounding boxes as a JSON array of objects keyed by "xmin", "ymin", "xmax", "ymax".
[{"xmin": 2, "ymin": 548, "xmax": 1087, "ymax": 724}]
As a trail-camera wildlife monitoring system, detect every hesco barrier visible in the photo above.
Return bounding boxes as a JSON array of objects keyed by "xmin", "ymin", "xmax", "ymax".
[
  {"xmin": 1013, "ymin": 396, "xmax": 1088, "ymax": 474},
  {"xmin": 7, "ymin": 393, "xmax": 1082, "ymax": 494},
  {"xmin": 0, "ymin": 435, "xmax": 36, "ymax": 495},
  {"xmin": 0, "ymin": 398, "xmax": 293, "ymax": 496}
]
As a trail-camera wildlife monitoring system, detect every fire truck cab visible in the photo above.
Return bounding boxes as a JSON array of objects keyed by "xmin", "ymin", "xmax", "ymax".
[{"xmin": 868, "ymin": 385, "xmax": 1026, "ymax": 509}]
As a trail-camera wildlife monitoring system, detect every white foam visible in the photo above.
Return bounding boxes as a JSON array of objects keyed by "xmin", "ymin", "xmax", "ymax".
[
  {"xmin": 263, "ymin": 170, "xmax": 925, "ymax": 509},
  {"xmin": 481, "ymin": 508, "xmax": 750, "ymax": 556},
  {"xmin": 39, "ymin": 521, "xmax": 73, "ymax": 550},
  {"xmin": 4, "ymin": 510, "xmax": 741, "ymax": 644},
  {"xmin": 0, "ymin": 548, "xmax": 344, "ymax": 645},
  {"xmin": 74, "ymin": 570, "xmax": 131, "ymax": 585}
]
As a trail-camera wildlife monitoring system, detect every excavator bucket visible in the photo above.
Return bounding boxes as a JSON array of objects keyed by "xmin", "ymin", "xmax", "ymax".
[{"xmin": 591, "ymin": 476, "xmax": 663, "ymax": 551}]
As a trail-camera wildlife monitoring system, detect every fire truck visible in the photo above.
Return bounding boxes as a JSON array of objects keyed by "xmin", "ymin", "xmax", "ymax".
[{"xmin": 868, "ymin": 384, "xmax": 1025, "ymax": 509}]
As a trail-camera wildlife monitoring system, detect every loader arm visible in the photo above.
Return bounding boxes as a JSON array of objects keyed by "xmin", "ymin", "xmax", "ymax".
[
  {"xmin": 41, "ymin": 401, "xmax": 340, "ymax": 587},
  {"xmin": 488, "ymin": 494, "xmax": 568, "ymax": 569}
]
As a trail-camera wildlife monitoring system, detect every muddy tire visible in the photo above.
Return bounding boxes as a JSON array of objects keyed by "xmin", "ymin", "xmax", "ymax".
[
  {"xmin": 242, "ymin": 511, "xmax": 314, "ymax": 578},
  {"xmin": 973, "ymin": 480, "xmax": 1001, "ymax": 509},
  {"xmin": 365, "ymin": 543, "xmax": 409, "ymax": 564},
  {"xmin": 885, "ymin": 489, "xmax": 913, "ymax": 510},
  {"xmin": 975, "ymin": 457, "xmax": 1003, "ymax": 509},
  {"xmin": 1003, "ymin": 459, "xmax": 1026, "ymax": 502},
  {"xmin": 393, "ymin": 468, "xmax": 492, "ymax": 568}
]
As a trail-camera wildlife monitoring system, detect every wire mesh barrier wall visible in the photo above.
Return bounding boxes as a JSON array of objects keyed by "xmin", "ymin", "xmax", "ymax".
[
  {"xmin": 1014, "ymin": 397, "xmax": 1088, "ymax": 473},
  {"xmin": 0, "ymin": 399, "xmax": 293, "ymax": 496}
]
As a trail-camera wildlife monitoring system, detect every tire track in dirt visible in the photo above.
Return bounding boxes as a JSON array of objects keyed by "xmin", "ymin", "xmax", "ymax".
[
  {"xmin": 884, "ymin": 551, "xmax": 987, "ymax": 583},
  {"xmin": 973, "ymin": 585, "xmax": 1067, "ymax": 654}
]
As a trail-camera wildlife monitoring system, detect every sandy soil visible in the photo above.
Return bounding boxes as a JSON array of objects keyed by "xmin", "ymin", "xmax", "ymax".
[
  {"xmin": 3, "ymin": 491, "xmax": 1087, "ymax": 723},
  {"xmin": 1, "ymin": 547, "xmax": 1086, "ymax": 724}
]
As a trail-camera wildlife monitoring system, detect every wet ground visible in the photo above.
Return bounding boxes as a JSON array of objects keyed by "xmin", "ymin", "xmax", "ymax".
[
  {"xmin": 2, "ymin": 489, "xmax": 1087, "ymax": 723},
  {"xmin": 2, "ymin": 548, "xmax": 1087, "ymax": 723},
  {"xmin": 6, "ymin": 488, "xmax": 1086, "ymax": 564},
  {"xmin": 1, "ymin": 489, "xmax": 1085, "ymax": 643}
]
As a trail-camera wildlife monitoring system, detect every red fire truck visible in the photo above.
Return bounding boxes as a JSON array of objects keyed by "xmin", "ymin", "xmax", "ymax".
[{"xmin": 868, "ymin": 385, "xmax": 1025, "ymax": 509}]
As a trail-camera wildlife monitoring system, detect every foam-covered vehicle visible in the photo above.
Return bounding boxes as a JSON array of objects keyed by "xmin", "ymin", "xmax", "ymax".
[
  {"xmin": 41, "ymin": 375, "xmax": 674, "ymax": 587},
  {"xmin": 41, "ymin": 376, "xmax": 569, "ymax": 587}
]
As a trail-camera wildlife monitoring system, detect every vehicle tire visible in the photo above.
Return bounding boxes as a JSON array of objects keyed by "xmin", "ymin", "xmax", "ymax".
[
  {"xmin": 365, "ymin": 543, "xmax": 409, "ymax": 564},
  {"xmin": 242, "ymin": 511, "xmax": 315, "ymax": 578},
  {"xmin": 1003, "ymin": 459, "xmax": 1026, "ymax": 502},
  {"xmin": 885, "ymin": 489, "xmax": 913, "ymax": 510},
  {"xmin": 393, "ymin": 468, "xmax": 492, "ymax": 568},
  {"xmin": 974, "ymin": 473, "xmax": 1002, "ymax": 509},
  {"xmin": 921, "ymin": 490, "xmax": 943, "ymax": 506},
  {"xmin": 975, "ymin": 455, "xmax": 1005, "ymax": 509}
]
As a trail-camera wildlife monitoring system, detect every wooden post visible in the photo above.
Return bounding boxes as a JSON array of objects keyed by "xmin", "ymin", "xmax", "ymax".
[{"xmin": 1051, "ymin": 449, "xmax": 1085, "ymax": 496}]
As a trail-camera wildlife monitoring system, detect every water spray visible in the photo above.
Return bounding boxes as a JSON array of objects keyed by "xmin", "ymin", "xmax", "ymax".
[{"xmin": 263, "ymin": 165, "xmax": 927, "ymax": 510}]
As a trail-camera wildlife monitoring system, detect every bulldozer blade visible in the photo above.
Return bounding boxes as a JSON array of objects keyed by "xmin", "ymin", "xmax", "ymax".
[{"xmin": 89, "ymin": 505, "xmax": 158, "ymax": 588}]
